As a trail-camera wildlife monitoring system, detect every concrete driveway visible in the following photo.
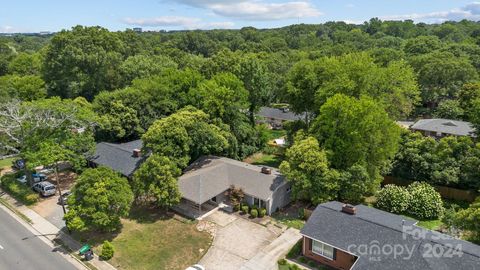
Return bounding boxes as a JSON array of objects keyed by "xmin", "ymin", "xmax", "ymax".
[{"xmin": 199, "ymin": 211, "xmax": 301, "ymax": 270}]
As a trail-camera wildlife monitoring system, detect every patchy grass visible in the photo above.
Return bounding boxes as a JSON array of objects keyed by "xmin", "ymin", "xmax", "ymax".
[
  {"xmin": 0, "ymin": 174, "xmax": 39, "ymax": 205},
  {"xmin": 0, "ymin": 157, "xmax": 15, "ymax": 169},
  {"xmin": 251, "ymin": 153, "xmax": 283, "ymax": 168},
  {"xmin": 272, "ymin": 212, "xmax": 305, "ymax": 230},
  {"xmin": 74, "ymin": 207, "xmax": 212, "ymax": 270},
  {"xmin": 265, "ymin": 129, "xmax": 286, "ymax": 141},
  {"xmin": 417, "ymin": 219, "xmax": 444, "ymax": 231}
]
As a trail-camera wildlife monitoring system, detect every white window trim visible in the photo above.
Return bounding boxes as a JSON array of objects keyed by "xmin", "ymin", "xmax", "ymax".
[{"xmin": 311, "ymin": 239, "xmax": 334, "ymax": 260}]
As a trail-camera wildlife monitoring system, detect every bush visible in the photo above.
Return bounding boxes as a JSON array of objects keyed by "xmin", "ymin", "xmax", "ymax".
[
  {"xmin": 298, "ymin": 208, "xmax": 305, "ymax": 219},
  {"xmin": 375, "ymin": 185, "xmax": 411, "ymax": 214},
  {"xmin": 0, "ymin": 175, "xmax": 39, "ymax": 205},
  {"xmin": 241, "ymin": 205, "xmax": 249, "ymax": 214},
  {"xmin": 286, "ymin": 240, "xmax": 302, "ymax": 259},
  {"xmin": 298, "ymin": 257, "xmax": 307, "ymax": 263},
  {"xmin": 100, "ymin": 240, "xmax": 114, "ymax": 260},
  {"xmin": 407, "ymin": 182, "xmax": 444, "ymax": 220},
  {"xmin": 233, "ymin": 203, "xmax": 240, "ymax": 212},
  {"xmin": 307, "ymin": 260, "xmax": 316, "ymax": 267},
  {"xmin": 259, "ymin": 208, "xmax": 267, "ymax": 217},
  {"xmin": 250, "ymin": 209, "xmax": 258, "ymax": 218},
  {"xmin": 278, "ymin": 258, "xmax": 287, "ymax": 265},
  {"xmin": 289, "ymin": 264, "xmax": 301, "ymax": 270}
]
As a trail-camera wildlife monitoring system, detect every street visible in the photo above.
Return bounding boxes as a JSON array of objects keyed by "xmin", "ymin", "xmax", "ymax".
[{"xmin": 0, "ymin": 206, "xmax": 78, "ymax": 270}]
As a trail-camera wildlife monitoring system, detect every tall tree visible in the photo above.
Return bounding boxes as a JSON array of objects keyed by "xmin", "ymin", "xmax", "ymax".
[{"xmin": 132, "ymin": 154, "xmax": 182, "ymax": 208}]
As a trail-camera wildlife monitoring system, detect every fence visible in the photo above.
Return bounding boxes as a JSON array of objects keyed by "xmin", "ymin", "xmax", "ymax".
[{"xmin": 383, "ymin": 176, "xmax": 478, "ymax": 202}]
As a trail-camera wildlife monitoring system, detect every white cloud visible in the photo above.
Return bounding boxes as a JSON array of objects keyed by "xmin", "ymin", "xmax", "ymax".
[
  {"xmin": 0, "ymin": 25, "xmax": 16, "ymax": 33},
  {"xmin": 122, "ymin": 16, "xmax": 234, "ymax": 29},
  {"xmin": 382, "ymin": 2, "xmax": 480, "ymax": 22},
  {"xmin": 175, "ymin": 0, "xmax": 322, "ymax": 20}
]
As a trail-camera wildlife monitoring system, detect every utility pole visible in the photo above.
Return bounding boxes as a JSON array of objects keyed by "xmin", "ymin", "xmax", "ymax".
[{"xmin": 54, "ymin": 161, "xmax": 66, "ymax": 215}]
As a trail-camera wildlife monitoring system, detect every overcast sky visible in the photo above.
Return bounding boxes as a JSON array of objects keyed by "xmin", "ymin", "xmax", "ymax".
[{"xmin": 2, "ymin": 0, "xmax": 480, "ymax": 33}]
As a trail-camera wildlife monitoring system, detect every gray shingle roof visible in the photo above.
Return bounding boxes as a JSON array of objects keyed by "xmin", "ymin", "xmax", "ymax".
[
  {"xmin": 178, "ymin": 156, "xmax": 287, "ymax": 204},
  {"xmin": 258, "ymin": 107, "xmax": 306, "ymax": 121},
  {"xmin": 90, "ymin": 140, "xmax": 144, "ymax": 177},
  {"xmin": 411, "ymin": 119, "xmax": 476, "ymax": 137},
  {"xmin": 301, "ymin": 201, "xmax": 480, "ymax": 270}
]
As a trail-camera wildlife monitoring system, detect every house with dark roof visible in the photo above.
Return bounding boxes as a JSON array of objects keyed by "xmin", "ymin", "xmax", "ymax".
[
  {"xmin": 300, "ymin": 201, "xmax": 480, "ymax": 270},
  {"xmin": 177, "ymin": 156, "xmax": 291, "ymax": 217},
  {"xmin": 90, "ymin": 142, "xmax": 291, "ymax": 218},
  {"xmin": 89, "ymin": 140, "xmax": 145, "ymax": 177},
  {"xmin": 257, "ymin": 107, "xmax": 306, "ymax": 129},
  {"xmin": 410, "ymin": 119, "xmax": 476, "ymax": 139}
]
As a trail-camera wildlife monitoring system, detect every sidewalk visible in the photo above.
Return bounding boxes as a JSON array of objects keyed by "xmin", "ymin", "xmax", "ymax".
[{"xmin": 0, "ymin": 190, "xmax": 116, "ymax": 270}]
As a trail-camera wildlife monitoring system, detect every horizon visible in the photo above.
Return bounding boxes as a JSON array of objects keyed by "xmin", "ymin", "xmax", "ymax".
[{"xmin": 2, "ymin": 1, "xmax": 480, "ymax": 33}]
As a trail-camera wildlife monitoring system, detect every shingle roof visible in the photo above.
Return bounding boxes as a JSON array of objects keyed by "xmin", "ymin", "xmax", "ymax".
[
  {"xmin": 411, "ymin": 119, "xmax": 476, "ymax": 137},
  {"xmin": 90, "ymin": 140, "xmax": 144, "ymax": 177},
  {"xmin": 178, "ymin": 156, "xmax": 287, "ymax": 204},
  {"xmin": 258, "ymin": 107, "xmax": 306, "ymax": 121},
  {"xmin": 301, "ymin": 201, "xmax": 480, "ymax": 270}
]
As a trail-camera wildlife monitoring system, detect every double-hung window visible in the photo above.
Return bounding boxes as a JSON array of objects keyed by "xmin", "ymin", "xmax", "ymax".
[{"xmin": 312, "ymin": 240, "xmax": 334, "ymax": 260}]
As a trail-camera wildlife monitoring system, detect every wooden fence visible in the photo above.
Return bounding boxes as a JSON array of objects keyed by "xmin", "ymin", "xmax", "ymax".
[{"xmin": 383, "ymin": 176, "xmax": 478, "ymax": 202}]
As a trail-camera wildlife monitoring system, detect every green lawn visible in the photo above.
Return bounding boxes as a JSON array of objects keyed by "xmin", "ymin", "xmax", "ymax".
[
  {"xmin": 250, "ymin": 153, "xmax": 283, "ymax": 168},
  {"xmin": 265, "ymin": 129, "xmax": 286, "ymax": 141},
  {"xmin": 0, "ymin": 157, "xmax": 14, "ymax": 169},
  {"xmin": 417, "ymin": 219, "xmax": 444, "ymax": 230},
  {"xmin": 272, "ymin": 212, "xmax": 305, "ymax": 230},
  {"xmin": 77, "ymin": 209, "xmax": 212, "ymax": 270}
]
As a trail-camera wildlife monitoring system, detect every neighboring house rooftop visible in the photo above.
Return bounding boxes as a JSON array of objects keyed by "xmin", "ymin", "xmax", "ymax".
[
  {"xmin": 178, "ymin": 156, "xmax": 286, "ymax": 205},
  {"xmin": 301, "ymin": 201, "xmax": 480, "ymax": 270},
  {"xmin": 258, "ymin": 107, "xmax": 306, "ymax": 122},
  {"xmin": 90, "ymin": 139, "xmax": 144, "ymax": 177},
  {"xmin": 410, "ymin": 118, "xmax": 476, "ymax": 137}
]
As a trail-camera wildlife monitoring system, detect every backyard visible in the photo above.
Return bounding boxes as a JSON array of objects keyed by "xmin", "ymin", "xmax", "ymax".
[
  {"xmin": 0, "ymin": 157, "xmax": 14, "ymax": 169},
  {"xmin": 74, "ymin": 207, "xmax": 212, "ymax": 270}
]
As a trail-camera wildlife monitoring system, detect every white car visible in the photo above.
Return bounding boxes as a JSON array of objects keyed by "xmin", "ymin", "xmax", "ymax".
[
  {"xmin": 185, "ymin": 265, "xmax": 205, "ymax": 270},
  {"xmin": 16, "ymin": 175, "xmax": 27, "ymax": 184},
  {"xmin": 32, "ymin": 182, "xmax": 56, "ymax": 197}
]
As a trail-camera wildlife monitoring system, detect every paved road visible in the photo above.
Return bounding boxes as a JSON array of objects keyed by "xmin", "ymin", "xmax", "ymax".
[{"xmin": 0, "ymin": 206, "xmax": 78, "ymax": 270}]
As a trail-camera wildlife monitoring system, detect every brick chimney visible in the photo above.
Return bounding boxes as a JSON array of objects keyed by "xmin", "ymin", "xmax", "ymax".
[
  {"xmin": 133, "ymin": 149, "xmax": 141, "ymax": 157},
  {"xmin": 341, "ymin": 204, "xmax": 356, "ymax": 215}
]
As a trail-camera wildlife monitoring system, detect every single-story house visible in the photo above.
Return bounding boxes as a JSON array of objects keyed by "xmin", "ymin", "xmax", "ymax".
[
  {"xmin": 257, "ymin": 107, "xmax": 306, "ymax": 129},
  {"xmin": 300, "ymin": 201, "xmax": 480, "ymax": 270},
  {"xmin": 410, "ymin": 119, "xmax": 476, "ymax": 139},
  {"xmin": 89, "ymin": 139, "xmax": 144, "ymax": 178},
  {"xmin": 178, "ymin": 156, "xmax": 291, "ymax": 216}
]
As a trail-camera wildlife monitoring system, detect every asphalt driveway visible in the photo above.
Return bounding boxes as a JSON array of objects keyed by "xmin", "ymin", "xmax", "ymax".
[{"xmin": 199, "ymin": 211, "xmax": 301, "ymax": 270}]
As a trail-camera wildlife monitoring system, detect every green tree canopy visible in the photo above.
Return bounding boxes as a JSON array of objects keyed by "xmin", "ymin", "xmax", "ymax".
[
  {"xmin": 0, "ymin": 75, "xmax": 46, "ymax": 102},
  {"xmin": 64, "ymin": 167, "xmax": 133, "ymax": 232}
]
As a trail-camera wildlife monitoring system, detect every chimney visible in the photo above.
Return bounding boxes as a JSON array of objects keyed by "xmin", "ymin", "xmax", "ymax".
[
  {"xmin": 341, "ymin": 204, "xmax": 356, "ymax": 215},
  {"xmin": 133, "ymin": 149, "xmax": 141, "ymax": 157},
  {"xmin": 261, "ymin": 167, "xmax": 272, "ymax": 174}
]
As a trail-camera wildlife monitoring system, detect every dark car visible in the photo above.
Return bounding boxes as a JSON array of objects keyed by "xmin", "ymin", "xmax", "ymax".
[
  {"xmin": 12, "ymin": 159, "xmax": 25, "ymax": 170},
  {"xmin": 57, "ymin": 191, "xmax": 72, "ymax": 205}
]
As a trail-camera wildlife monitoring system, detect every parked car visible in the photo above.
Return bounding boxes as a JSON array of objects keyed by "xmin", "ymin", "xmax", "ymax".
[
  {"xmin": 32, "ymin": 182, "xmax": 56, "ymax": 197},
  {"xmin": 12, "ymin": 159, "xmax": 25, "ymax": 170},
  {"xmin": 57, "ymin": 191, "xmax": 72, "ymax": 205},
  {"xmin": 16, "ymin": 175, "xmax": 27, "ymax": 184},
  {"xmin": 185, "ymin": 265, "xmax": 205, "ymax": 270},
  {"xmin": 32, "ymin": 173, "xmax": 48, "ymax": 182}
]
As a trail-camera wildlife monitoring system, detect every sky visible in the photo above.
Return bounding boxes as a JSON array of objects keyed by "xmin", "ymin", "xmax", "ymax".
[{"xmin": 1, "ymin": 0, "xmax": 480, "ymax": 33}]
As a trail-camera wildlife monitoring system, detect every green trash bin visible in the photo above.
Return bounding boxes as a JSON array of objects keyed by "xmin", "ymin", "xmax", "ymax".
[{"xmin": 79, "ymin": 244, "xmax": 91, "ymax": 255}]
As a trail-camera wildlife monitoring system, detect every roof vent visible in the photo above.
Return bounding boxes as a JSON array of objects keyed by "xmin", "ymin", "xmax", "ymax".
[
  {"xmin": 261, "ymin": 167, "xmax": 272, "ymax": 175},
  {"xmin": 133, "ymin": 149, "xmax": 141, "ymax": 157},
  {"xmin": 341, "ymin": 204, "xmax": 356, "ymax": 215},
  {"xmin": 443, "ymin": 121, "xmax": 457, "ymax": 127}
]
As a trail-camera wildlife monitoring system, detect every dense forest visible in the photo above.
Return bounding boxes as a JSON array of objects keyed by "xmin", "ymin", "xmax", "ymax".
[{"xmin": 1, "ymin": 18, "xmax": 480, "ymax": 196}]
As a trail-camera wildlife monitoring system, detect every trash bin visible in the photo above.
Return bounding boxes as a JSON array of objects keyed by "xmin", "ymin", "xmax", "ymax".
[
  {"xmin": 84, "ymin": 249, "xmax": 94, "ymax": 261},
  {"xmin": 79, "ymin": 244, "xmax": 91, "ymax": 255}
]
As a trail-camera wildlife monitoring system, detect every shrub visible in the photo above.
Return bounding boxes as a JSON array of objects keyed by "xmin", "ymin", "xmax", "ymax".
[
  {"xmin": 100, "ymin": 241, "xmax": 114, "ymax": 260},
  {"xmin": 250, "ymin": 209, "xmax": 258, "ymax": 218},
  {"xmin": 233, "ymin": 203, "xmax": 240, "ymax": 212},
  {"xmin": 375, "ymin": 185, "xmax": 411, "ymax": 214},
  {"xmin": 278, "ymin": 258, "xmax": 287, "ymax": 265},
  {"xmin": 298, "ymin": 256, "xmax": 307, "ymax": 263},
  {"xmin": 307, "ymin": 260, "xmax": 316, "ymax": 267},
  {"xmin": 241, "ymin": 205, "xmax": 249, "ymax": 214},
  {"xmin": 259, "ymin": 208, "xmax": 267, "ymax": 217},
  {"xmin": 407, "ymin": 182, "xmax": 444, "ymax": 220},
  {"xmin": 298, "ymin": 208, "xmax": 305, "ymax": 219},
  {"xmin": 0, "ymin": 175, "xmax": 39, "ymax": 205},
  {"xmin": 286, "ymin": 240, "xmax": 302, "ymax": 259},
  {"xmin": 289, "ymin": 265, "xmax": 301, "ymax": 270}
]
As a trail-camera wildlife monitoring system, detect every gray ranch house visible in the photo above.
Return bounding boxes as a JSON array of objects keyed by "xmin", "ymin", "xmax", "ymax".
[{"xmin": 89, "ymin": 141, "xmax": 291, "ymax": 218}]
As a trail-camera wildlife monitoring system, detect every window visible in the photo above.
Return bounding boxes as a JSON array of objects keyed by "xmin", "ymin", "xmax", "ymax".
[{"xmin": 312, "ymin": 240, "xmax": 334, "ymax": 260}]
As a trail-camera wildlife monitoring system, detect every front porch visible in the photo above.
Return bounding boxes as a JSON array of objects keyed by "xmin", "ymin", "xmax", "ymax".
[{"xmin": 173, "ymin": 198, "xmax": 220, "ymax": 220}]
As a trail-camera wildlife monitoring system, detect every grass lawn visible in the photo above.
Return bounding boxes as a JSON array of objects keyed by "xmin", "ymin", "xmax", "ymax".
[
  {"xmin": 76, "ymin": 208, "xmax": 212, "ymax": 270},
  {"xmin": 0, "ymin": 157, "xmax": 14, "ymax": 169},
  {"xmin": 250, "ymin": 153, "xmax": 283, "ymax": 168},
  {"xmin": 416, "ymin": 219, "xmax": 444, "ymax": 230},
  {"xmin": 265, "ymin": 129, "xmax": 286, "ymax": 141},
  {"xmin": 272, "ymin": 212, "xmax": 305, "ymax": 230}
]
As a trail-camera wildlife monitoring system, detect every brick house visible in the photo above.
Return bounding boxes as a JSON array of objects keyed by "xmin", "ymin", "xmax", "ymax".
[{"xmin": 300, "ymin": 201, "xmax": 480, "ymax": 270}]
